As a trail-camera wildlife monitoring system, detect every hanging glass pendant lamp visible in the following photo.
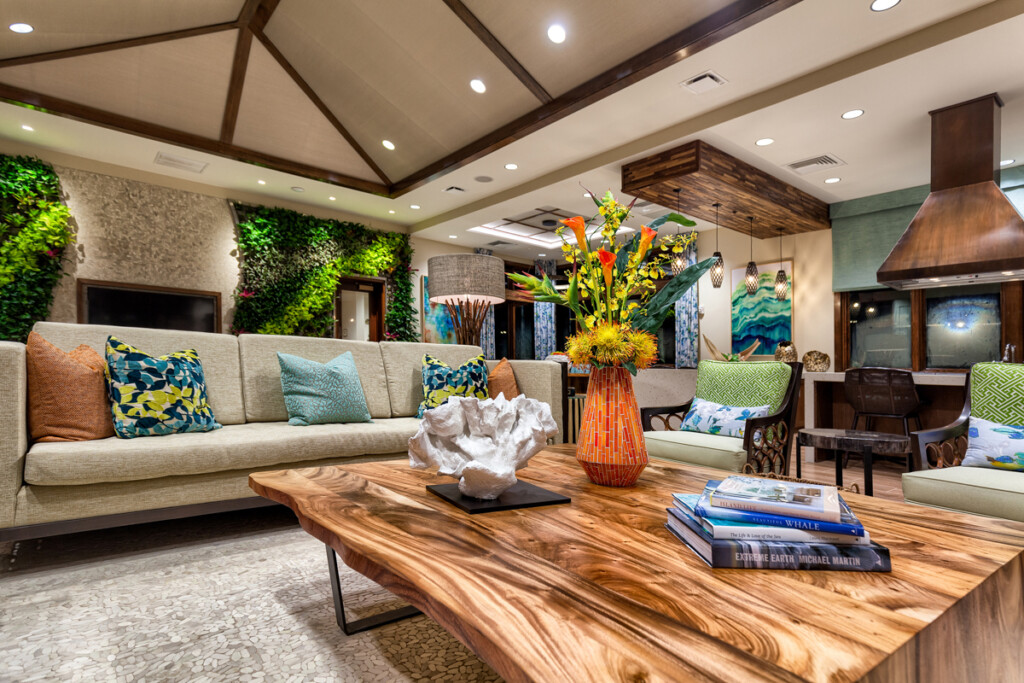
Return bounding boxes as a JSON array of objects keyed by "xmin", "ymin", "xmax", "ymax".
[
  {"xmin": 709, "ymin": 202, "xmax": 724, "ymax": 288},
  {"xmin": 744, "ymin": 216, "xmax": 759, "ymax": 295},
  {"xmin": 670, "ymin": 188, "xmax": 686, "ymax": 276},
  {"xmin": 774, "ymin": 227, "xmax": 789, "ymax": 301}
]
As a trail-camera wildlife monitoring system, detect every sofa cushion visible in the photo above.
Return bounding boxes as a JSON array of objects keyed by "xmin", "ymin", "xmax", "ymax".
[
  {"xmin": 961, "ymin": 417, "xmax": 1024, "ymax": 471},
  {"xmin": 277, "ymin": 351, "xmax": 372, "ymax": 426},
  {"xmin": 488, "ymin": 357, "xmax": 521, "ymax": 399},
  {"xmin": 902, "ymin": 466, "xmax": 1024, "ymax": 522},
  {"xmin": 32, "ymin": 322, "xmax": 245, "ymax": 425},
  {"xmin": 644, "ymin": 430, "xmax": 748, "ymax": 472},
  {"xmin": 23, "ymin": 418, "xmax": 422, "ymax": 486},
  {"xmin": 971, "ymin": 362, "xmax": 1024, "ymax": 425},
  {"xmin": 694, "ymin": 360, "xmax": 792, "ymax": 414},
  {"xmin": 238, "ymin": 334, "xmax": 391, "ymax": 421},
  {"xmin": 380, "ymin": 342, "xmax": 484, "ymax": 417},
  {"xmin": 680, "ymin": 397, "xmax": 770, "ymax": 439},
  {"xmin": 418, "ymin": 353, "xmax": 488, "ymax": 417}
]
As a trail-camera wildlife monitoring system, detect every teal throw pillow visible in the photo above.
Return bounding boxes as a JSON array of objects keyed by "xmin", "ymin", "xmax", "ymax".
[
  {"xmin": 418, "ymin": 353, "xmax": 488, "ymax": 418},
  {"xmin": 277, "ymin": 351, "xmax": 371, "ymax": 426},
  {"xmin": 680, "ymin": 397, "xmax": 770, "ymax": 438},
  {"xmin": 962, "ymin": 416, "xmax": 1024, "ymax": 471},
  {"xmin": 105, "ymin": 336, "xmax": 222, "ymax": 439}
]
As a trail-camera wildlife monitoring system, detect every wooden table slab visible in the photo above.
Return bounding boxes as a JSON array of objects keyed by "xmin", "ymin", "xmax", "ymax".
[{"xmin": 250, "ymin": 445, "xmax": 1024, "ymax": 683}]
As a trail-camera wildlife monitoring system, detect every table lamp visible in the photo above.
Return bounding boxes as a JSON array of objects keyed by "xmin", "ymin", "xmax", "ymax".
[{"xmin": 427, "ymin": 254, "xmax": 506, "ymax": 345}]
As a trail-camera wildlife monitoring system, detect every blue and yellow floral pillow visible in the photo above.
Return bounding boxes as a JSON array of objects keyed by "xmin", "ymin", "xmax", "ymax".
[
  {"xmin": 680, "ymin": 397, "xmax": 770, "ymax": 439},
  {"xmin": 105, "ymin": 336, "xmax": 221, "ymax": 438},
  {"xmin": 962, "ymin": 417, "xmax": 1024, "ymax": 471},
  {"xmin": 418, "ymin": 353, "xmax": 488, "ymax": 417}
]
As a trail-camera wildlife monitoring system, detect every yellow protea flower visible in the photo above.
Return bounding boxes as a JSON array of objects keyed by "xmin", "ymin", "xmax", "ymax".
[{"xmin": 625, "ymin": 328, "xmax": 659, "ymax": 369}]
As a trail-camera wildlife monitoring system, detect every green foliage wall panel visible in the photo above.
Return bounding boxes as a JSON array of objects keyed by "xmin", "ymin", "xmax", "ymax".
[
  {"xmin": 0, "ymin": 155, "xmax": 74, "ymax": 342},
  {"xmin": 231, "ymin": 204, "xmax": 417, "ymax": 340}
]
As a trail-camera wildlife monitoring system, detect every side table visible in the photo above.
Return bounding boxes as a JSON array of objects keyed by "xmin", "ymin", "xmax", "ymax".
[{"xmin": 797, "ymin": 428, "xmax": 911, "ymax": 496}]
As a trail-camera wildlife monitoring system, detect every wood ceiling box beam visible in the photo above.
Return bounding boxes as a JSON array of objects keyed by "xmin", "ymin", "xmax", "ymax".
[
  {"xmin": 391, "ymin": 0, "xmax": 802, "ymax": 196},
  {"xmin": 622, "ymin": 140, "xmax": 829, "ymax": 237},
  {"xmin": 249, "ymin": 29, "xmax": 392, "ymax": 185},
  {"xmin": 0, "ymin": 22, "xmax": 238, "ymax": 69},
  {"xmin": 440, "ymin": 0, "xmax": 552, "ymax": 104},
  {"xmin": 0, "ymin": 82, "xmax": 389, "ymax": 196},
  {"xmin": 220, "ymin": 29, "xmax": 254, "ymax": 143}
]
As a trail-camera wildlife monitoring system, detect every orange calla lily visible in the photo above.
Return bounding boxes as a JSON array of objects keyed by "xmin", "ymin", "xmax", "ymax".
[
  {"xmin": 596, "ymin": 248, "xmax": 616, "ymax": 288},
  {"xmin": 637, "ymin": 225, "xmax": 657, "ymax": 259},
  {"xmin": 560, "ymin": 216, "xmax": 589, "ymax": 252}
]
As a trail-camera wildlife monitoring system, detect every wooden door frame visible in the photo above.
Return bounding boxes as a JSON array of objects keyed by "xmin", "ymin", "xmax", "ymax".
[{"xmin": 334, "ymin": 275, "xmax": 387, "ymax": 341}]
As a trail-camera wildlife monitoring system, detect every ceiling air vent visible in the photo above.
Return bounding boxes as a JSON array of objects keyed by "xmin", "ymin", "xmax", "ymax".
[
  {"xmin": 487, "ymin": 240, "xmax": 512, "ymax": 247},
  {"xmin": 153, "ymin": 151, "xmax": 207, "ymax": 174},
  {"xmin": 444, "ymin": 186, "xmax": 465, "ymax": 193},
  {"xmin": 785, "ymin": 154, "xmax": 846, "ymax": 176},
  {"xmin": 680, "ymin": 71, "xmax": 727, "ymax": 94}
]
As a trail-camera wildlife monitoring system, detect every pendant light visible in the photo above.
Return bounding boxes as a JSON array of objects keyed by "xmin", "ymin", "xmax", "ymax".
[
  {"xmin": 774, "ymin": 227, "xmax": 789, "ymax": 301},
  {"xmin": 744, "ymin": 216, "xmax": 759, "ymax": 296},
  {"xmin": 709, "ymin": 202, "xmax": 724, "ymax": 288},
  {"xmin": 670, "ymin": 188, "xmax": 686, "ymax": 276}
]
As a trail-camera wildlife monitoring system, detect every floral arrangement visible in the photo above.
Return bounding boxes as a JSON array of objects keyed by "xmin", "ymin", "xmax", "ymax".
[{"xmin": 509, "ymin": 191, "xmax": 713, "ymax": 374}]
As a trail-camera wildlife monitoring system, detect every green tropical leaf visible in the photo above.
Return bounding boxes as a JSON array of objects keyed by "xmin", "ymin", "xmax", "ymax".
[
  {"xmin": 647, "ymin": 212, "xmax": 696, "ymax": 229},
  {"xmin": 628, "ymin": 257, "xmax": 716, "ymax": 334}
]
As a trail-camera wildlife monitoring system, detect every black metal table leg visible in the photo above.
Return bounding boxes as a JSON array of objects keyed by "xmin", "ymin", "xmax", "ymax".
[
  {"xmin": 326, "ymin": 546, "xmax": 421, "ymax": 635},
  {"xmin": 834, "ymin": 448, "xmax": 843, "ymax": 489},
  {"xmin": 862, "ymin": 449, "xmax": 874, "ymax": 497}
]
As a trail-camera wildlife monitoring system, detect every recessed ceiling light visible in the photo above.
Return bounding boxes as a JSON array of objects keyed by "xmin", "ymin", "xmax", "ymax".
[
  {"xmin": 929, "ymin": 277, "xmax": 941, "ymax": 282},
  {"xmin": 1003, "ymin": 271, "xmax": 1015, "ymax": 276},
  {"xmin": 9, "ymin": 23, "xmax": 33, "ymax": 34},
  {"xmin": 382, "ymin": 139, "xmax": 395, "ymax": 150},
  {"xmin": 474, "ymin": 175, "xmax": 493, "ymax": 183},
  {"xmin": 538, "ymin": 253, "xmax": 547, "ymax": 257},
  {"xmin": 547, "ymin": 24, "xmax": 566, "ymax": 43},
  {"xmin": 291, "ymin": 186, "xmax": 304, "ymax": 192},
  {"xmin": 257, "ymin": 179, "xmax": 266, "ymax": 185},
  {"xmin": 583, "ymin": 192, "xmax": 592, "ymax": 198},
  {"xmin": 410, "ymin": 204, "xmax": 421, "ymax": 210},
  {"xmin": 824, "ymin": 177, "xmax": 841, "ymax": 184},
  {"xmin": 449, "ymin": 235, "xmax": 458, "ymax": 239},
  {"xmin": 842, "ymin": 109, "xmax": 865, "ymax": 120},
  {"xmin": 470, "ymin": 79, "xmax": 486, "ymax": 94},
  {"xmin": 504, "ymin": 163, "xmax": 518, "ymax": 170},
  {"xmin": 870, "ymin": 0, "xmax": 901, "ymax": 11},
  {"xmin": 328, "ymin": 196, "xmax": 336, "ymax": 201},
  {"xmin": 388, "ymin": 210, "xmax": 396, "ymax": 214},
  {"xmin": 21, "ymin": 124, "xmax": 33, "ymax": 132},
  {"xmin": 1001, "ymin": 159, "xmax": 1015, "ymax": 167},
  {"xmin": 755, "ymin": 138, "xmax": 774, "ymax": 146}
]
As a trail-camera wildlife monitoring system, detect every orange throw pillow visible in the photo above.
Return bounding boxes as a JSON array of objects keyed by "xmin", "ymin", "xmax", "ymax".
[
  {"xmin": 26, "ymin": 331, "xmax": 115, "ymax": 442},
  {"xmin": 487, "ymin": 358, "xmax": 521, "ymax": 399}
]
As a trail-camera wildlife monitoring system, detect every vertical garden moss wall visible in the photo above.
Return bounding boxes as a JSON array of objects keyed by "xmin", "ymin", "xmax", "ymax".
[
  {"xmin": 0, "ymin": 154, "xmax": 74, "ymax": 342},
  {"xmin": 231, "ymin": 203, "xmax": 417, "ymax": 340}
]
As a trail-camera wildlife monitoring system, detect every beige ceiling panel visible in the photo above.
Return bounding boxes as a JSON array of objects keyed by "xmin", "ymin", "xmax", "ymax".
[
  {"xmin": 463, "ymin": 0, "xmax": 734, "ymax": 97},
  {"xmin": 265, "ymin": 0, "xmax": 541, "ymax": 180},
  {"xmin": 0, "ymin": 31, "xmax": 236, "ymax": 139},
  {"xmin": 0, "ymin": 0, "xmax": 243, "ymax": 59},
  {"xmin": 232, "ymin": 41, "xmax": 379, "ymax": 183}
]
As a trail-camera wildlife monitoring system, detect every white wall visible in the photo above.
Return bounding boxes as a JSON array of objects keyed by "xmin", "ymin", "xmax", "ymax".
[
  {"xmin": 696, "ymin": 227, "xmax": 834, "ymax": 370},
  {"xmin": 408, "ymin": 235, "xmax": 475, "ymax": 340}
]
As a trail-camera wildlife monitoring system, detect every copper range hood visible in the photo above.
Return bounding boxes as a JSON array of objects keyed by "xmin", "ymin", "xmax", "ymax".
[{"xmin": 877, "ymin": 93, "xmax": 1024, "ymax": 289}]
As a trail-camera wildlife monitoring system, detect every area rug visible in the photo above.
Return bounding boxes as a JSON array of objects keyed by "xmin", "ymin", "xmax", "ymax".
[{"xmin": 0, "ymin": 507, "xmax": 502, "ymax": 682}]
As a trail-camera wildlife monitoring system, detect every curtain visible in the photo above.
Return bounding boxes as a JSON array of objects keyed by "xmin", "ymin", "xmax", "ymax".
[{"xmin": 674, "ymin": 241, "xmax": 699, "ymax": 368}]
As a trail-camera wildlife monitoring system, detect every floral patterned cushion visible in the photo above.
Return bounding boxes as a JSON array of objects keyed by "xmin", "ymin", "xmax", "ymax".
[
  {"xmin": 418, "ymin": 353, "xmax": 488, "ymax": 418},
  {"xmin": 680, "ymin": 397, "xmax": 770, "ymax": 439},
  {"xmin": 962, "ymin": 416, "xmax": 1024, "ymax": 472}
]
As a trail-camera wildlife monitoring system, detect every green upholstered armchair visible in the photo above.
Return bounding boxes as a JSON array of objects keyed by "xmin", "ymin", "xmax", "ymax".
[
  {"xmin": 641, "ymin": 360, "xmax": 803, "ymax": 475},
  {"xmin": 905, "ymin": 362, "xmax": 1024, "ymax": 522}
]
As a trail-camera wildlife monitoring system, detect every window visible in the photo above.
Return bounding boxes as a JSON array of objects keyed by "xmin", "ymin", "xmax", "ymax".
[
  {"xmin": 925, "ymin": 284, "xmax": 1001, "ymax": 368},
  {"xmin": 848, "ymin": 290, "xmax": 912, "ymax": 369}
]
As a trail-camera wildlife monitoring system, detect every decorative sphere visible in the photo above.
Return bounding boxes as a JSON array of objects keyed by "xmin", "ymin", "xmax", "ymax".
[
  {"xmin": 774, "ymin": 341, "xmax": 797, "ymax": 362},
  {"xmin": 802, "ymin": 350, "xmax": 830, "ymax": 372}
]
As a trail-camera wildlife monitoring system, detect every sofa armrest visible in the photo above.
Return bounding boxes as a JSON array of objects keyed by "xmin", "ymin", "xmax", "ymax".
[
  {"xmin": 912, "ymin": 412, "xmax": 971, "ymax": 470},
  {"xmin": 503, "ymin": 360, "xmax": 564, "ymax": 444},
  {"xmin": 0, "ymin": 341, "xmax": 28, "ymax": 528},
  {"xmin": 641, "ymin": 402, "xmax": 693, "ymax": 431}
]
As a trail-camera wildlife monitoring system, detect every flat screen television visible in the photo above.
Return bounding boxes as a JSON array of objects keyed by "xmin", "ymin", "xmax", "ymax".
[{"xmin": 78, "ymin": 280, "xmax": 220, "ymax": 333}]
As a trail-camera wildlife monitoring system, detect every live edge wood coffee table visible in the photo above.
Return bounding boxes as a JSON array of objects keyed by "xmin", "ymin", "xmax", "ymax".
[{"xmin": 250, "ymin": 444, "xmax": 1024, "ymax": 683}]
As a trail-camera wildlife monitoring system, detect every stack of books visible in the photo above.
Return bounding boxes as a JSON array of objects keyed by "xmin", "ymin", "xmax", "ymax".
[{"xmin": 666, "ymin": 476, "xmax": 891, "ymax": 572}]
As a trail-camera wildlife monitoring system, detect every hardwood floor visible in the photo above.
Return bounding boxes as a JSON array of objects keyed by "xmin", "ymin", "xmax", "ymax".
[{"xmin": 797, "ymin": 448, "xmax": 907, "ymax": 502}]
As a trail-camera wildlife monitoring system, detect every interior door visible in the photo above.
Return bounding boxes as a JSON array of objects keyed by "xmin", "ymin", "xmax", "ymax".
[{"xmin": 334, "ymin": 277, "xmax": 385, "ymax": 341}]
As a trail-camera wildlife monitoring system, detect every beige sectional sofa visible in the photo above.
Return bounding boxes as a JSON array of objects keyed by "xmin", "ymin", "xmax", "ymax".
[{"xmin": 0, "ymin": 322, "xmax": 563, "ymax": 541}]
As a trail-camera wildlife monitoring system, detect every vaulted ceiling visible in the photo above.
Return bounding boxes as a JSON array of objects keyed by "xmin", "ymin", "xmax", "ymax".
[{"xmin": 0, "ymin": 0, "xmax": 795, "ymax": 197}]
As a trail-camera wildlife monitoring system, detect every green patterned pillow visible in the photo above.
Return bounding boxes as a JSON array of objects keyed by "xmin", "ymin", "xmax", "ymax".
[
  {"xmin": 277, "ymin": 351, "xmax": 371, "ymax": 426},
  {"xmin": 971, "ymin": 362, "xmax": 1024, "ymax": 425},
  {"xmin": 418, "ymin": 353, "xmax": 488, "ymax": 418},
  {"xmin": 105, "ymin": 336, "xmax": 221, "ymax": 438},
  {"xmin": 694, "ymin": 360, "xmax": 792, "ymax": 414}
]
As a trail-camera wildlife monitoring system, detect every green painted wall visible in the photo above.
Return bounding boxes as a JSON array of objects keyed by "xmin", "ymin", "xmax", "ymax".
[{"xmin": 830, "ymin": 165, "xmax": 1024, "ymax": 292}]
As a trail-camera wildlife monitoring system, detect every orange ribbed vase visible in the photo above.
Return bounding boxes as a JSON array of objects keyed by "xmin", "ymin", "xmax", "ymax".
[{"xmin": 576, "ymin": 366, "xmax": 648, "ymax": 486}]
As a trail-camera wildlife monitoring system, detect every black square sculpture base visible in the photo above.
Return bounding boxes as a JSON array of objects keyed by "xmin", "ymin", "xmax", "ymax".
[{"xmin": 426, "ymin": 480, "xmax": 570, "ymax": 514}]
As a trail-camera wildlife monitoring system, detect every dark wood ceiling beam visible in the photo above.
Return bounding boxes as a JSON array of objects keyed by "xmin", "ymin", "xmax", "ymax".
[
  {"xmin": 246, "ymin": 0, "xmax": 282, "ymax": 32},
  {"xmin": 220, "ymin": 29, "xmax": 254, "ymax": 143},
  {"xmin": 391, "ymin": 0, "xmax": 802, "ymax": 197},
  {"xmin": 236, "ymin": 0, "xmax": 265, "ymax": 28},
  {"xmin": 0, "ymin": 83, "xmax": 389, "ymax": 196},
  {"xmin": 439, "ymin": 0, "xmax": 552, "ymax": 104},
  {"xmin": 250, "ymin": 28, "xmax": 392, "ymax": 185},
  {"xmin": 0, "ymin": 22, "xmax": 239, "ymax": 69}
]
